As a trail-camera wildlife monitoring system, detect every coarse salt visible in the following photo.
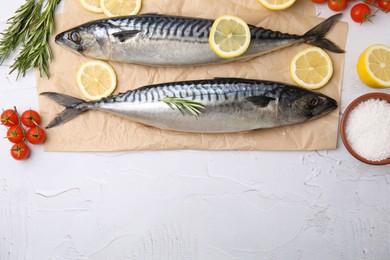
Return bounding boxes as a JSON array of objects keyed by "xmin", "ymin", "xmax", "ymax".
[{"xmin": 345, "ymin": 98, "xmax": 390, "ymax": 162}]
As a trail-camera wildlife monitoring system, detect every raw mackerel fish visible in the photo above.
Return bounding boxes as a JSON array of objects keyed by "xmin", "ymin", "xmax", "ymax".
[
  {"xmin": 55, "ymin": 13, "xmax": 344, "ymax": 66},
  {"xmin": 42, "ymin": 78, "xmax": 337, "ymax": 133}
]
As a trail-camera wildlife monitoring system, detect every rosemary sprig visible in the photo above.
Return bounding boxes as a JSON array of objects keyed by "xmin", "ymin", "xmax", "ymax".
[
  {"xmin": 0, "ymin": 0, "xmax": 42, "ymax": 63},
  {"xmin": 161, "ymin": 96, "xmax": 205, "ymax": 117},
  {"xmin": 10, "ymin": 0, "xmax": 61, "ymax": 78},
  {"xmin": 0, "ymin": 0, "xmax": 61, "ymax": 78}
]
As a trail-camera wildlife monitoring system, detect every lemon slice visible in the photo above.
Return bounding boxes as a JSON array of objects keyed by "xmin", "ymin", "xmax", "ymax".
[
  {"xmin": 209, "ymin": 15, "xmax": 251, "ymax": 59},
  {"xmin": 100, "ymin": 0, "xmax": 142, "ymax": 17},
  {"xmin": 80, "ymin": 0, "xmax": 103, "ymax": 13},
  {"xmin": 257, "ymin": 0, "xmax": 297, "ymax": 10},
  {"xmin": 76, "ymin": 60, "xmax": 117, "ymax": 101},
  {"xmin": 357, "ymin": 44, "xmax": 390, "ymax": 88},
  {"xmin": 290, "ymin": 47, "xmax": 333, "ymax": 90}
]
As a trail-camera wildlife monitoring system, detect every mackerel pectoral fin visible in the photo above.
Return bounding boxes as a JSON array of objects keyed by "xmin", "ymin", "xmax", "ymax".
[
  {"xmin": 303, "ymin": 13, "xmax": 345, "ymax": 53},
  {"xmin": 245, "ymin": 96, "xmax": 276, "ymax": 108},
  {"xmin": 112, "ymin": 30, "xmax": 142, "ymax": 42}
]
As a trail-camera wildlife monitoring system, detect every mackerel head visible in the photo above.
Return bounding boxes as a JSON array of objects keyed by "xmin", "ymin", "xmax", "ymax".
[
  {"xmin": 55, "ymin": 20, "xmax": 114, "ymax": 60},
  {"xmin": 55, "ymin": 14, "xmax": 344, "ymax": 66}
]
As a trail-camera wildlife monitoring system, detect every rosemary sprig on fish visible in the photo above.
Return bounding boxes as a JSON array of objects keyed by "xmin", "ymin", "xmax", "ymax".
[
  {"xmin": 41, "ymin": 78, "xmax": 337, "ymax": 133},
  {"xmin": 55, "ymin": 13, "xmax": 344, "ymax": 66},
  {"xmin": 161, "ymin": 97, "xmax": 205, "ymax": 117}
]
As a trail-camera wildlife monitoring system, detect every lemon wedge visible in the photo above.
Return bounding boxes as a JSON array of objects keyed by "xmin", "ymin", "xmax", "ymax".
[
  {"xmin": 209, "ymin": 15, "xmax": 251, "ymax": 59},
  {"xmin": 80, "ymin": 0, "xmax": 103, "ymax": 13},
  {"xmin": 76, "ymin": 60, "xmax": 117, "ymax": 101},
  {"xmin": 357, "ymin": 44, "xmax": 390, "ymax": 88},
  {"xmin": 100, "ymin": 0, "xmax": 142, "ymax": 17},
  {"xmin": 290, "ymin": 47, "xmax": 333, "ymax": 90},
  {"xmin": 257, "ymin": 0, "xmax": 297, "ymax": 11}
]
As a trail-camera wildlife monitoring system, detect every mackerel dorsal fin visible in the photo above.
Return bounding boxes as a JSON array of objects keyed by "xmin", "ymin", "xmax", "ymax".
[
  {"xmin": 214, "ymin": 77, "xmax": 240, "ymax": 79},
  {"xmin": 140, "ymin": 13, "xmax": 164, "ymax": 16},
  {"xmin": 214, "ymin": 77, "xmax": 243, "ymax": 80},
  {"xmin": 112, "ymin": 30, "xmax": 141, "ymax": 42},
  {"xmin": 245, "ymin": 95, "xmax": 275, "ymax": 107}
]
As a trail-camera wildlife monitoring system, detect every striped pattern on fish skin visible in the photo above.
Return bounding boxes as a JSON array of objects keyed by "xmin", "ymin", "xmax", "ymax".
[
  {"xmin": 55, "ymin": 14, "xmax": 344, "ymax": 66},
  {"xmin": 41, "ymin": 78, "xmax": 338, "ymax": 133}
]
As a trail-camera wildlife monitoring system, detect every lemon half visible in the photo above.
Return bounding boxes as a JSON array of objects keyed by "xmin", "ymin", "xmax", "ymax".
[
  {"xmin": 76, "ymin": 60, "xmax": 117, "ymax": 101},
  {"xmin": 100, "ymin": 0, "xmax": 142, "ymax": 17},
  {"xmin": 290, "ymin": 47, "xmax": 334, "ymax": 90},
  {"xmin": 209, "ymin": 15, "xmax": 251, "ymax": 59},
  {"xmin": 357, "ymin": 44, "xmax": 390, "ymax": 88}
]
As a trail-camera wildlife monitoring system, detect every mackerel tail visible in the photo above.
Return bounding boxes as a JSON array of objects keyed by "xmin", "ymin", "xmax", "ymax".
[
  {"xmin": 41, "ymin": 93, "xmax": 89, "ymax": 129},
  {"xmin": 55, "ymin": 13, "xmax": 344, "ymax": 66},
  {"xmin": 301, "ymin": 13, "xmax": 344, "ymax": 53}
]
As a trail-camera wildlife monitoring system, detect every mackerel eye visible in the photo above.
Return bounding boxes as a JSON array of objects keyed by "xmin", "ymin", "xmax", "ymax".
[
  {"xmin": 308, "ymin": 97, "xmax": 319, "ymax": 107},
  {"xmin": 70, "ymin": 32, "xmax": 81, "ymax": 43}
]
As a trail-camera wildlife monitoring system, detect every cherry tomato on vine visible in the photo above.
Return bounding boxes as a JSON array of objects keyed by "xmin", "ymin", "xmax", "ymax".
[
  {"xmin": 10, "ymin": 142, "xmax": 30, "ymax": 160},
  {"xmin": 350, "ymin": 3, "xmax": 371, "ymax": 23},
  {"xmin": 1, "ymin": 108, "xmax": 19, "ymax": 127},
  {"xmin": 6, "ymin": 125, "xmax": 25, "ymax": 144},
  {"xmin": 26, "ymin": 126, "xmax": 46, "ymax": 144},
  {"xmin": 328, "ymin": 0, "xmax": 347, "ymax": 11},
  {"xmin": 312, "ymin": 0, "xmax": 327, "ymax": 3},
  {"xmin": 21, "ymin": 109, "xmax": 41, "ymax": 127},
  {"xmin": 378, "ymin": 0, "xmax": 390, "ymax": 12}
]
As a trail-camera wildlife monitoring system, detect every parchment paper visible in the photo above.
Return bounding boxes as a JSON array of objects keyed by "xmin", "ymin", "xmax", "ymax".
[{"xmin": 37, "ymin": 0, "xmax": 348, "ymax": 151}]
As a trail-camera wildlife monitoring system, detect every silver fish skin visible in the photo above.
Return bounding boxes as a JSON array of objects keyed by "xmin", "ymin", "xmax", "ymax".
[
  {"xmin": 41, "ymin": 78, "xmax": 337, "ymax": 133},
  {"xmin": 55, "ymin": 14, "xmax": 344, "ymax": 66}
]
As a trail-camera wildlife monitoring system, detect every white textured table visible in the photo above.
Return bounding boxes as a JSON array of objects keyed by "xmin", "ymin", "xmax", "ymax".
[{"xmin": 1, "ymin": 2, "xmax": 389, "ymax": 259}]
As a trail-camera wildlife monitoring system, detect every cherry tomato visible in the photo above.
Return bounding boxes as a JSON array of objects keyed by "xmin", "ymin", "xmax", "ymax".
[
  {"xmin": 21, "ymin": 109, "xmax": 41, "ymax": 127},
  {"xmin": 328, "ymin": 0, "xmax": 347, "ymax": 11},
  {"xmin": 378, "ymin": 0, "xmax": 390, "ymax": 12},
  {"xmin": 350, "ymin": 3, "xmax": 371, "ymax": 23},
  {"xmin": 6, "ymin": 125, "xmax": 25, "ymax": 144},
  {"xmin": 26, "ymin": 126, "xmax": 46, "ymax": 144},
  {"xmin": 1, "ymin": 108, "xmax": 19, "ymax": 127},
  {"xmin": 10, "ymin": 142, "xmax": 30, "ymax": 160},
  {"xmin": 312, "ymin": 0, "xmax": 327, "ymax": 3}
]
